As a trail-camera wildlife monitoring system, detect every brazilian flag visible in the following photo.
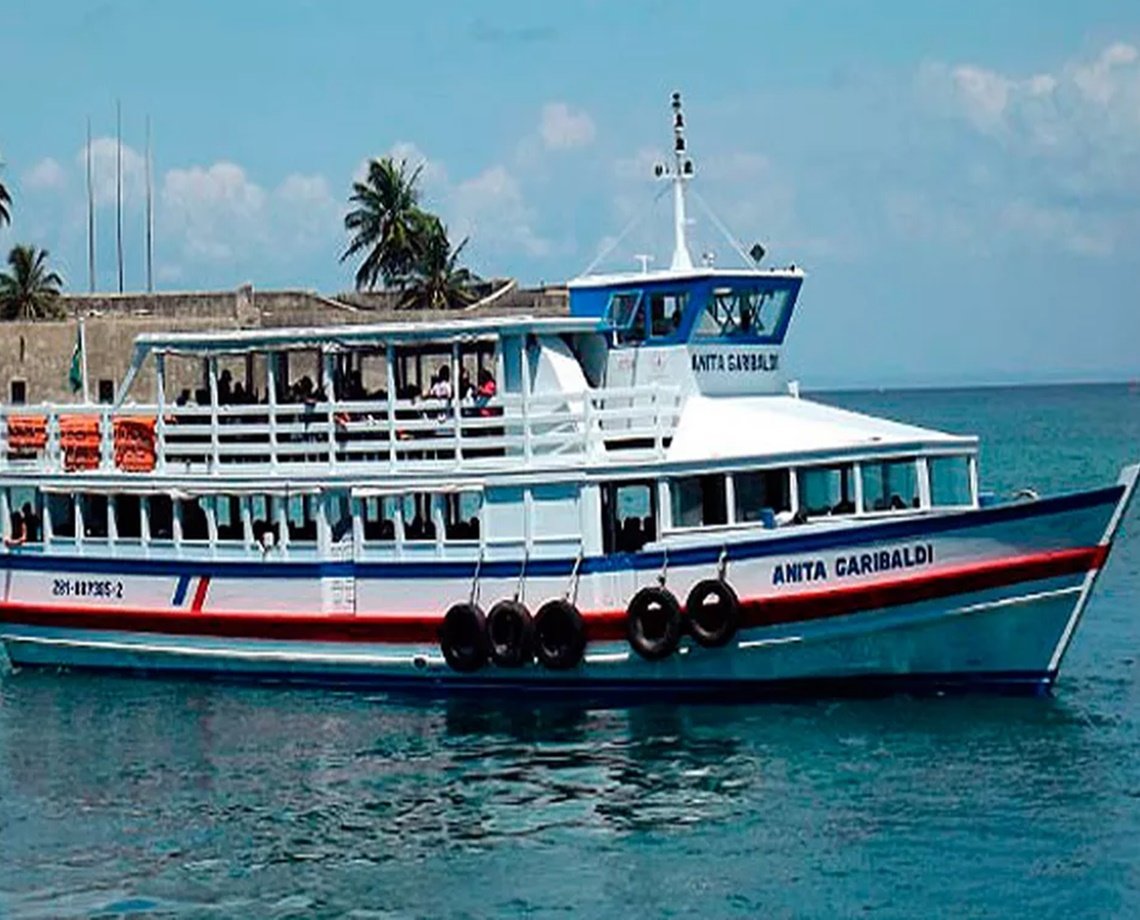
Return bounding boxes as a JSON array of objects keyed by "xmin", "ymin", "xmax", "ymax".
[{"xmin": 68, "ymin": 323, "xmax": 83, "ymax": 394}]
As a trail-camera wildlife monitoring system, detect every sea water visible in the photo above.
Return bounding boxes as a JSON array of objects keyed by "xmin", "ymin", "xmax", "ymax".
[{"xmin": 1, "ymin": 384, "xmax": 1138, "ymax": 918}]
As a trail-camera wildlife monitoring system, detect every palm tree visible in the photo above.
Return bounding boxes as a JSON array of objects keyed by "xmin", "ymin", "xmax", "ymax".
[
  {"xmin": 399, "ymin": 218, "xmax": 481, "ymax": 310},
  {"xmin": 0, "ymin": 244, "xmax": 64, "ymax": 320},
  {"xmin": 342, "ymin": 157, "xmax": 430, "ymax": 290},
  {"xmin": 0, "ymin": 162, "xmax": 11, "ymax": 227}
]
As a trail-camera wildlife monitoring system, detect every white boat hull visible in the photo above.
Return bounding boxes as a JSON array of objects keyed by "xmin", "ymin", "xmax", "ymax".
[{"xmin": 1, "ymin": 468, "xmax": 1135, "ymax": 699}]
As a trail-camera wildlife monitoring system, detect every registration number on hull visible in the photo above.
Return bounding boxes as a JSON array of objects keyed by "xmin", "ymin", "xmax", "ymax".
[{"xmin": 52, "ymin": 578, "xmax": 125, "ymax": 600}]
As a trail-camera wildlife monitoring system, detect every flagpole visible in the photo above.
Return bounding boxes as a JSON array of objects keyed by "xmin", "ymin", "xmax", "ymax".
[
  {"xmin": 86, "ymin": 117, "xmax": 95, "ymax": 293},
  {"xmin": 145, "ymin": 115, "xmax": 153, "ymax": 294},
  {"xmin": 116, "ymin": 99, "xmax": 124, "ymax": 294},
  {"xmin": 79, "ymin": 316, "xmax": 90, "ymax": 405}
]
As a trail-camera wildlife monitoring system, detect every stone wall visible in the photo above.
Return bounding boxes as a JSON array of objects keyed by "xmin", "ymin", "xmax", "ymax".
[{"xmin": 0, "ymin": 283, "xmax": 570, "ymax": 406}]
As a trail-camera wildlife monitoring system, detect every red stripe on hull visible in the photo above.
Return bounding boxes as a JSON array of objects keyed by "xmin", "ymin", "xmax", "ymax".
[
  {"xmin": 190, "ymin": 576, "xmax": 211, "ymax": 613},
  {"xmin": 0, "ymin": 545, "xmax": 1109, "ymax": 645}
]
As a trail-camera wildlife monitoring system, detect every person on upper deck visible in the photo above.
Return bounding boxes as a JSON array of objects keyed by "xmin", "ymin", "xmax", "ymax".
[{"xmin": 475, "ymin": 369, "xmax": 497, "ymax": 416}]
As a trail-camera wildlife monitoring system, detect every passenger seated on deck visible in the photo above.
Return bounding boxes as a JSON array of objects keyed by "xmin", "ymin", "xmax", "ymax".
[
  {"xmin": 21, "ymin": 503, "xmax": 40, "ymax": 542},
  {"xmin": 5, "ymin": 510, "xmax": 25, "ymax": 547},
  {"xmin": 832, "ymin": 498, "xmax": 855, "ymax": 515},
  {"xmin": 889, "ymin": 494, "xmax": 906, "ymax": 511},
  {"xmin": 641, "ymin": 515, "xmax": 655, "ymax": 543},
  {"xmin": 618, "ymin": 516, "xmax": 642, "ymax": 553}
]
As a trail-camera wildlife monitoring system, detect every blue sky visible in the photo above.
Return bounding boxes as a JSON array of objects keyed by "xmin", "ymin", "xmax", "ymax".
[{"xmin": 1, "ymin": 0, "xmax": 1139, "ymax": 387}]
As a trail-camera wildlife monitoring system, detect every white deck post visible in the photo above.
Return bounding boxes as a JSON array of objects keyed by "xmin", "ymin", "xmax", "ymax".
[
  {"xmin": 207, "ymin": 356, "xmax": 220, "ymax": 471},
  {"xmin": 520, "ymin": 336, "xmax": 532, "ymax": 463},
  {"xmin": 452, "ymin": 341, "xmax": 462, "ymax": 463},
  {"xmin": 154, "ymin": 352, "xmax": 167, "ymax": 473},
  {"xmin": 385, "ymin": 343, "xmax": 397, "ymax": 468},
  {"xmin": 322, "ymin": 348, "xmax": 337, "ymax": 469},
  {"xmin": 266, "ymin": 353, "xmax": 279, "ymax": 470}
]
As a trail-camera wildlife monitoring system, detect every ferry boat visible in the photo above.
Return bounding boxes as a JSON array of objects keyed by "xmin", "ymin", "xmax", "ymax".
[{"xmin": 0, "ymin": 95, "xmax": 1134, "ymax": 698}]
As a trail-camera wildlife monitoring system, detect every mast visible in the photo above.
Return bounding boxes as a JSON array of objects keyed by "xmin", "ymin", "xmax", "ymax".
[{"xmin": 654, "ymin": 91, "xmax": 695, "ymax": 272}]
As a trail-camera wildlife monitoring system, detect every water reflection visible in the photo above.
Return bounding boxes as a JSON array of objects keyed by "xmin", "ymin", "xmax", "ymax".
[{"xmin": 1, "ymin": 671, "xmax": 1138, "ymax": 918}]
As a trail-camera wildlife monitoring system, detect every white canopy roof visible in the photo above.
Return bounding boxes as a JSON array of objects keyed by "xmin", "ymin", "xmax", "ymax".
[{"xmin": 665, "ymin": 395, "xmax": 975, "ymax": 465}]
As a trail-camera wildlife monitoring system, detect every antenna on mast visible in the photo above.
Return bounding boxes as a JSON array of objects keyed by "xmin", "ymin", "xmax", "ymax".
[{"xmin": 653, "ymin": 91, "xmax": 695, "ymax": 271}]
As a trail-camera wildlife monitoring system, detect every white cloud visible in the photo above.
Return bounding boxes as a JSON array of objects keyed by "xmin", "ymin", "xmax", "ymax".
[
  {"xmin": 539, "ymin": 102, "xmax": 596, "ymax": 150},
  {"xmin": 922, "ymin": 43, "xmax": 1140, "ymax": 157},
  {"xmin": 452, "ymin": 165, "xmax": 550, "ymax": 257},
  {"xmin": 160, "ymin": 163, "xmax": 340, "ymax": 266},
  {"xmin": 913, "ymin": 42, "xmax": 1140, "ymax": 256},
  {"xmin": 23, "ymin": 157, "xmax": 67, "ymax": 192},
  {"xmin": 74, "ymin": 137, "xmax": 147, "ymax": 207}
]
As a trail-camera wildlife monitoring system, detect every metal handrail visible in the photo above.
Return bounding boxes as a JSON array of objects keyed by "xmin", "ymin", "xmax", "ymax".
[{"xmin": 0, "ymin": 383, "xmax": 683, "ymax": 476}]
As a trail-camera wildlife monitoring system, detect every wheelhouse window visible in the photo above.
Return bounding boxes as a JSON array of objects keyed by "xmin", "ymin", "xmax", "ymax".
[
  {"xmin": 861, "ymin": 459, "xmax": 920, "ymax": 512},
  {"xmin": 929, "ymin": 455, "xmax": 973, "ymax": 507},
  {"xmin": 602, "ymin": 480, "xmax": 657, "ymax": 553},
  {"xmin": 605, "ymin": 291, "xmax": 645, "ymax": 345},
  {"xmin": 797, "ymin": 464, "xmax": 856, "ymax": 519},
  {"xmin": 734, "ymin": 469, "xmax": 791, "ymax": 523},
  {"xmin": 649, "ymin": 292, "xmax": 687, "ymax": 338},
  {"xmin": 694, "ymin": 285, "xmax": 794, "ymax": 341},
  {"xmin": 669, "ymin": 474, "xmax": 727, "ymax": 529}
]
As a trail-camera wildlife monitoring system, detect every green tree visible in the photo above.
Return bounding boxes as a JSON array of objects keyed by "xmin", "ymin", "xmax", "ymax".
[
  {"xmin": 399, "ymin": 218, "xmax": 481, "ymax": 310},
  {"xmin": 0, "ymin": 163, "xmax": 10, "ymax": 227},
  {"xmin": 342, "ymin": 157, "xmax": 429, "ymax": 290},
  {"xmin": 0, "ymin": 244, "xmax": 64, "ymax": 320}
]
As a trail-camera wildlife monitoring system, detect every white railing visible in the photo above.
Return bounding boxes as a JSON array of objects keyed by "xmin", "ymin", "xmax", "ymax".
[{"xmin": 0, "ymin": 385, "xmax": 683, "ymax": 476}]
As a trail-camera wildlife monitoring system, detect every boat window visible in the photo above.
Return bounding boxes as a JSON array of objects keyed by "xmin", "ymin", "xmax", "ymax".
[
  {"xmin": 861, "ymin": 459, "xmax": 921, "ymax": 512},
  {"xmin": 402, "ymin": 493, "xmax": 436, "ymax": 542},
  {"xmin": 694, "ymin": 286, "xmax": 793, "ymax": 341},
  {"xmin": 114, "ymin": 495, "xmax": 141, "ymax": 540},
  {"xmin": 80, "ymin": 494, "xmax": 109, "ymax": 540},
  {"xmin": 328, "ymin": 493, "xmax": 354, "ymax": 545},
  {"xmin": 606, "ymin": 291, "xmax": 646, "ymax": 345},
  {"xmin": 148, "ymin": 495, "xmax": 174, "ymax": 542},
  {"xmin": 214, "ymin": 496, "xmax": 244, "ymax": 542},
  {"xmin": 649, "ymin": 292, "xmax": 688, "ymax": 338},
  {"xmin": 734, "ymin": 469, "xmax": 792, "ymax": 523},
  {"xmin": 363, "ymin": 496, "xmax": 397, "ymax": 542},
  {"xmin": 47, "ymin": 494, "xmax": 75, "ymax": 539},
  {"xmin": 179, "ymin": 497, "xmax": 210, "ymax": 542},
  {"xmin": 669, "ymin": 474, "xmax": 727, "ymax": 529},
  {"xmin": 6, "ymin": 487, "xmax": 43, "ymax": 543},
  {"xmin": 443, "ymin": 492, "xmax": 482, "ymax": 541},
  {"xmin": 602, "ymin": 480, "xmax": 657, "ymax": 553},
  {"xmin": 250, "ymin": 496, "xmax": 280, "ymax": 548},
  {"xmin": 287, "ymin": 495, "xmax": 318, "ymax": 544},
  {"xmin": 797, "ymin": 464, "xmax": 856, "ymax": 519},
  {"xmin": 929, "ymin": 456, "xmax": 973, "ymax": 507}
]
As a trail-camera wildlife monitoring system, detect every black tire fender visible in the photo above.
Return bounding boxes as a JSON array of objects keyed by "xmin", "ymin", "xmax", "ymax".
[
  {"xmin": 626, "ymin": 586, "xmax": 683, "ymax": 661},
  {"xmin": 487, "ymin": 599, "xmax": 535, "ymax": 668},
  {"xmin": 534, "ymin": 599, "xmax": 586, "ymax": 670},
  {"xmin": 685, "ymin": 579, "xmax": 740, "ymax": 648},
  {"xmin": 439, "ymin": 602, "xmax": 488, "ymax": 673}
]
